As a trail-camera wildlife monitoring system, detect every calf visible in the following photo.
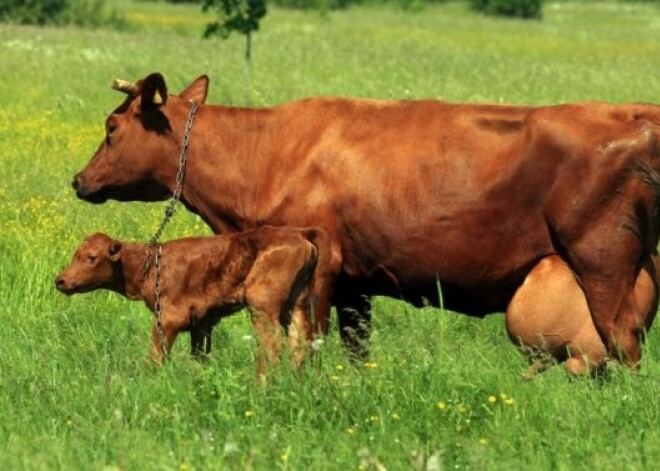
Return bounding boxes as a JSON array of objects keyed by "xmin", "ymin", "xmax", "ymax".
[
  {"xmin": 55, "ymin": 226, "xmax": 331, "ymax": 377},
  {"xmin": 506, "ymin": 255, "xmax": 658, "ymax": 378}
]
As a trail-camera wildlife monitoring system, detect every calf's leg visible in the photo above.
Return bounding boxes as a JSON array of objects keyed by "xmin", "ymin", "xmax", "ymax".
[
  {"xmin": 149, "ymin": 319, "xmax": 180, "ymax": 364},
  {"xmin": 250, "ymin": 309, "xmax": 284, "ymax": 379},
  {"xmin": 149, "ymin": 308, "xmax": 188, "ymax": 363}
]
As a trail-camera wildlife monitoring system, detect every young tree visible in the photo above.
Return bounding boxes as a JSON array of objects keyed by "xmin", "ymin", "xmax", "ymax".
[{"xmin": 203, "ymin": 0, "xmax": 267, "ymax": 102}]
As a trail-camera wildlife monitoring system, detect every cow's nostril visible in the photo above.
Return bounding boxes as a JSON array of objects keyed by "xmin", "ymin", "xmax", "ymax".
[
  {"xmin": 71, "ymin": 177, "xmax": 80, "ymax": 191},
  {"xmin": 55, "ymin": 278, "xmax": 66, "ymax": 291}
]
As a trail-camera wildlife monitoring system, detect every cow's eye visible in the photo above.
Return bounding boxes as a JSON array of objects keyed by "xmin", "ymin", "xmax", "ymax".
[
  {"xmin": 105, "ymin": 122, "xmax": 117, "ymax": 143},
  {"xmin": 87, "ymin": 255, "xmax": 97, "ymax": 263}
]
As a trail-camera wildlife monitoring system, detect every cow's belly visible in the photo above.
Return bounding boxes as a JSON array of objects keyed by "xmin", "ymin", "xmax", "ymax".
[{"xmin": 334, "ymin": 206, "xmax": 553, "ymax": 314}]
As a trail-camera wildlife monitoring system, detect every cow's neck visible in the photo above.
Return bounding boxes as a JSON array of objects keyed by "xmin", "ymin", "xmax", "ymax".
[
  {"xmin": 112, "ymin": 243, "xmax": 151, "ymax": 301},
  {"xmin": 174, "ymin": 105, "xmax": 272, "ymax": 234}
]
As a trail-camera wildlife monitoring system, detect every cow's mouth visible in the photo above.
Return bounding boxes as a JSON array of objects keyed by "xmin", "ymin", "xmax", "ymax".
[
  {"xmin": 76, "ymin": 188, "xmax": 109, "ymax": 204},
  {"xmin": 55, "ymin": 278, "xmax": 76, "ymax": 294},
  {"xmin": 55, "ymin": 278, "xmax": 99, "ymax": 295},
  {"xmin": 72, "ymin": 177, "xmax": 109, "ymax": 204},
  {"xmin": 73, "ymin": 180, "xmax": 170, "ymax": 204}
]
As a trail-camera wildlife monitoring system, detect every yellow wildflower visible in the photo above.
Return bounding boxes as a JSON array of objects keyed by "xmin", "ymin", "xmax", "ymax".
[
  {"xmin": 488, "ymin": 395, "xmax": 497, "ymax": 404},
  {"xmin": 244, "ymin": 410, "xmax": 254, "ymax": 417},
  {"xmin": 437, "ymin": 401, "xmax": 447, "ymax": 411}
]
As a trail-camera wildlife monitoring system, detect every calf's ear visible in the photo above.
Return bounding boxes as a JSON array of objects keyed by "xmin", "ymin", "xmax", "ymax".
[
  {"xmin": 180, "ymin": 75, "xmax": 209, "ymax": 104},
  {"xmin": 109, "ymin": 241, "xmax": 122, "ymax": 262},
  {"xmin": 140, "ymin": 72, "xmax": 168, "ymax": 109}
]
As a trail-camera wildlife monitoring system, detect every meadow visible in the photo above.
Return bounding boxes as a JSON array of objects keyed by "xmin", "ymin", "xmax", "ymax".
[{"xmin": 1, "ymin": 1, "xmax": 660, "ymax": 469}]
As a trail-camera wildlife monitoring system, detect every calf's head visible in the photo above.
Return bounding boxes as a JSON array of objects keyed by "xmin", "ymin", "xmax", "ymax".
[
  {"xmin": 72, "ymin": 72, "xmax": 209, "ymax": 204},
  {"xmin": 55, "ymin": 233, "xmax": 123, "ymax": 294}
]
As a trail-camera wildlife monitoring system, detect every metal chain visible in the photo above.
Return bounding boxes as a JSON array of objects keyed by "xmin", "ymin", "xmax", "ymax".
[
  {"xmin": 153, "ymin": 244, "xmax": 167, "ymax": 358},
  {"xmin": 149, "ymin": 100, "xmax": 199, "ymax": 246},
  {"xmin": 142, "ymin": 100, "xmax": 199, "ymax": 358}
]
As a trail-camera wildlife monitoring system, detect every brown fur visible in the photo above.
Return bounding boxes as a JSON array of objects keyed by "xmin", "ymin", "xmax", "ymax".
[
  {"xmin": 55, "ymin": 226, "xmax": 332, "ymax": 377},
  {"xmin": 72, "ymin": 73, "xmax": 660, "ymax": 365},
  {"xmin": 507, "ymin": 255, "xmax": 658, "ymax": 378}
]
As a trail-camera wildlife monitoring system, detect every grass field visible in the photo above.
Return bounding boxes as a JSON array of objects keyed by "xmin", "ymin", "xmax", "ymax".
[{"xmin": 1, "ymin": 1, "xmax": 660, "ymax": 469}]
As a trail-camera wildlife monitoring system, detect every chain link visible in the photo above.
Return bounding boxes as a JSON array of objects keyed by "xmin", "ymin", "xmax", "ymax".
[
  {"xmin": 142, "ymin": 100, "xmax": 199, "ymax": 358},
  {"xmin": 149, "ymin": 100, "xmax": 199, "ymax": 246},
  {"xmin": 153, "ymin": 243, "xmax": 166, "ymax": 357}
]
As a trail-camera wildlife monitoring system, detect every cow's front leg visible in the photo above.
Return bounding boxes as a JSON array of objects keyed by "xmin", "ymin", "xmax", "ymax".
[
  {"xmin": 190, "ymin": 315, "xmax": 214, "ymax": 358},
  {"xmin": 335, "ymin": 287, "xmax": 372, "ymax": 363}
]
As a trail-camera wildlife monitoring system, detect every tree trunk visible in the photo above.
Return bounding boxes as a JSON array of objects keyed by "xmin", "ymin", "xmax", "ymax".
[{"xmin": 244, "ymin": 31, "xmax": 251, "ymax": 105}]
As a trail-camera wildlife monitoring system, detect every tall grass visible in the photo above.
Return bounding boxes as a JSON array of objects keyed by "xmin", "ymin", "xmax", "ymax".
[{"xmin": 1, "ymin": 2, "xmax": 659, "ymax": 469}]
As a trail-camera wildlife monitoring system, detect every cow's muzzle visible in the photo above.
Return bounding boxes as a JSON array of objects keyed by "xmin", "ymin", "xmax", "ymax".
[
  {"xmin": 55, "ymin": 276, "xmax": 74, "ymax": 295},
  {"xmin": 72, "ymin": 176, "xmax": 107, "ymax": 204}
]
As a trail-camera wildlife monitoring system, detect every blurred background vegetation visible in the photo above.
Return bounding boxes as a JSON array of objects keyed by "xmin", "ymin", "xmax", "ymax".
[
  {"xmin": 0, "ymin": 0, "xmax": 579, "ymax": 28},
  {"xmin": 4, "ymin": 0, "xmax": 660, "ymax": 30}
]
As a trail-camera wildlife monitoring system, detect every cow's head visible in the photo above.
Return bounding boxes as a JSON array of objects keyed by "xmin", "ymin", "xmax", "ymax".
[
  {"xmin": 72, "ymin": 73, "xmax": 209, "ymax": 203},
  {"xmin": 55, "ymin": 233, "xmax": 122, "ymax": 295}
]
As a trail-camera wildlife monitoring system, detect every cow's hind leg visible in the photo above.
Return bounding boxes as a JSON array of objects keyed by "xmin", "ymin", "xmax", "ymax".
[
  {"xmin": 568, "ymin": 248, "xmax": 658, "ymax": 367},
  {"xmin": 506, "ymin": 255, "xmax": 607, "ymax": 377},
  {"xmin": 579, "ymin": 272, "xmax": 643, "ymax": 367}
]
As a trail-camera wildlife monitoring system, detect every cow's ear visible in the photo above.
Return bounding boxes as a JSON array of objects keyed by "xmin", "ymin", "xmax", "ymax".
[
  {"xmin": 109, "ymin": 240, "xmax": 122, "ymax": 262},
  {"xmin": 179, "ymin": 75, "xmax": 209, "ymax": 104},
  {"xmin": 141, "ymin": 72, "xmax": 168, "ymax": 109}
]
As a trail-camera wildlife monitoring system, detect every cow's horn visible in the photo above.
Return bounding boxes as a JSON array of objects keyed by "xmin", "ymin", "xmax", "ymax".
[{"xmin": 111, "ymin": 79, "xmax": 138, "ymax": 95}]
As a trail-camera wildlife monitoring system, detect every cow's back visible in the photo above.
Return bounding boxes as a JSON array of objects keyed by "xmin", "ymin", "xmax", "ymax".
[{"xmin": 261, "ymin": 101, "xmax": 660, "ymax": 304}]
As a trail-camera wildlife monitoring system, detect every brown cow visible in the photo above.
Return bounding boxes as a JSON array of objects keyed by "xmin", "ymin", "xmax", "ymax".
[
  {"xmin": 55, "ymin": 226, "xmax": 331, "ymax": 377},
  {"xmin": 71, "ymin": 72, "xmax": 660, "ymax": 366},
  {"xmin": 506, "ymin": 255, "xmax": 658, "ymax": 378}
]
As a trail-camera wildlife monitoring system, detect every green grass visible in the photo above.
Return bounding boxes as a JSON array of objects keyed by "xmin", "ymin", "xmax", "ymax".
[{"xmin": 1, "ymin": 1, "xmax": 660, "ymax": 469}]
